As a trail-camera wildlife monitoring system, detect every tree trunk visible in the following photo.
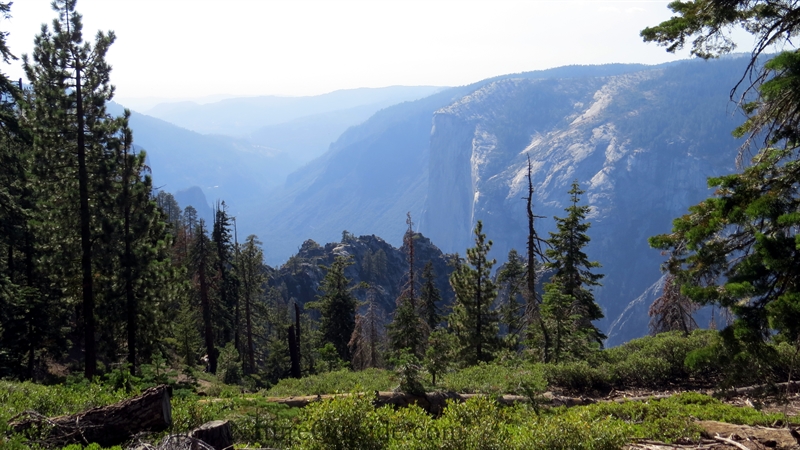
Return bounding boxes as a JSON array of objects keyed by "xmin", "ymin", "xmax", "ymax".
[
  {"xmin": 294, "ymin": 302, "xmax": 301, "ymax": 371},
  {"xmin": 198, "ymin": 223, "xmax": 216, "ymax": 374},
  {"xmin": 191, "ymin": 420, "xmax": 233, "ymax": 450},
  {"xmin": 123, "ymin": 140, "xmax": 136, "ymax": 374},
  {"xmin": 245, "ymin": 291, "xmax": 254, "ymax": 375},
  {"xmin": 10, "ymin": 385, "xmax": 172, "ymax": 448},
  {"xmin": 288, "ymin": 325, "xmax": 301, "ymax": 378},
  {"xmin": 75, "ymin": 57, "xmax": 96, "ymax": 380},
  {"xmin": 526, "ymin": 155, "xmax": 550, "ymax": 363}
]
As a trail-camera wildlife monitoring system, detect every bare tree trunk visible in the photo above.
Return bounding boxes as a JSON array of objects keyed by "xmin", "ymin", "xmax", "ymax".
[
  {"xmin": 288, "ymin": 325, "xmax": 301, "ymax": 378},
  {"xmin": 526, "ymin": 156, "xmax": 550, "ymax": 362}
]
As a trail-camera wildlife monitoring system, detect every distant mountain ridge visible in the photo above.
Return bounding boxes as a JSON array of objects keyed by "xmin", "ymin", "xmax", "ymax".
[
  {"xmin": 145, "ymin": 86, "xmax": 445, "ymax": 137},
  {"xmin": 119, "ymin": 86, "xmax": 446, "ymax": 194}
]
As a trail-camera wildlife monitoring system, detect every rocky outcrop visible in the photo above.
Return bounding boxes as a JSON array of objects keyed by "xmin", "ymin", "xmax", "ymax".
[{"xmin": 268, "ymin": 233, "xmax": 454, "ymax": 316}]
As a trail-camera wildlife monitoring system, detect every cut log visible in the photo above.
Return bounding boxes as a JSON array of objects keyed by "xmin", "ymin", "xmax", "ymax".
[
  {"xmin": 9, "ymin": 384, "xmax": 172, "ymax": 448},
  {"xmin": 191, "ymin": 420, "xmax": 233, "ymax": 450}
]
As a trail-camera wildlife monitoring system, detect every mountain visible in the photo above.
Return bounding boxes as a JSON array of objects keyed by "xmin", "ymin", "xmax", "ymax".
[
  {"xmin": 173, "ymin": 186, "xmax": 214, "ymax": 225},
  {"xmin": 106, "ymin": 102, "xmax": 292, "ymax": 216},
  {"xmin": 239, "ymin": 58, "xmax": 750, "ymax": 345},
  {"xmin": 246, "ymin": 101, "xmax": 417, "ymax": 163},
  {"xmin": 145, "ymin": 86, "xmax": 445, "ymax": 137}
]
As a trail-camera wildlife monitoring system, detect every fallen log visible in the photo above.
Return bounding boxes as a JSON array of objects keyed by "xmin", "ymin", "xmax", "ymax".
[
  {"xmin": 699, "ymin": 420, "xmax": 798, "ymax": 449},
  {"xmin": 263, "ymin": 390, "xmax": 593, "ymax": 414},
  {"xmin": 717, "ymin": 380, "xmax": 800, "ymax": 398},
  {"xmin": 9, "ymin": 384, "xmax": 172, "ymax": 448}
]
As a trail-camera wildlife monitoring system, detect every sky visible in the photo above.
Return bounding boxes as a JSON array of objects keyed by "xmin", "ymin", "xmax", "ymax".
[{"xmin": 1, "ymin": 0, "xmax": 750, "ymax": 109}]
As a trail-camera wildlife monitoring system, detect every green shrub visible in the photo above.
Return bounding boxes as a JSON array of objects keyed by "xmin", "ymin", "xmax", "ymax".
[
  {"xmin": 225, "ymin": 397, "xmax": 299, "ymax": 448},
  {"xmin": 520, "ymin": 408, "xmax": 631, "ymax": 450},
  {"xmin": 603, "ymin": 330, "xmax": 719, "ymax": 388},
  {"xmin": 293, "ymin": 394, "xmax": 389, "ymax": 450},
  {"xmin": 544, "ymin": 360, "xmax": 613, "ymax": 393},
  {"xmin": 440, "ymin": 362, "xmax": 546, "ymax": 395}
]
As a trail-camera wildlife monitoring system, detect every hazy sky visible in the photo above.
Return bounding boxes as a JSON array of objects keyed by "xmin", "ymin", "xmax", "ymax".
[{"xmin": 2, "ymin": 0, "xmax": 748, "ymax": 105}]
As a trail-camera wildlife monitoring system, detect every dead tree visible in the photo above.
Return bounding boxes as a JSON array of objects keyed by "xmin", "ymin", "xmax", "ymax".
[{"xmin": 649, "ymin": 275, "xmax": 699, "ymax": 335}]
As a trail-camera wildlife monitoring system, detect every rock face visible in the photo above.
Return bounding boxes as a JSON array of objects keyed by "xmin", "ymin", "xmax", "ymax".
[
  {"xmin": 421, "ymin": 59, "xmax": 745, "ymax": 344},
  {"xmin": 268, "ymin": 233, "xmax": 454, "ymax": 316},
  {"xmin": 245, "ymin": 57, "xmax": 751, "ymax": 345}
]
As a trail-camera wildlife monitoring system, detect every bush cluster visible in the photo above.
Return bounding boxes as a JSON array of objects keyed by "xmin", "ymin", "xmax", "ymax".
[
  {"xmin": 293, "ymin": 394, "xmax": 628, "ymax": 450},
  {"xmin": 544, "ymin": 330, "xmax": 722, "ymax": 393}
]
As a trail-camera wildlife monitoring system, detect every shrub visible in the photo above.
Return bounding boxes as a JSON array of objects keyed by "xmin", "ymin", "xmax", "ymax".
[
  {"xmin": 597, "ymin": 330, "xmax": 721, "ymax": 388},
  {"xmin": 440, "ymin": 362, "xmax": 546, "ymax": 395},
  {"xmin": 293, "ymin": 394, "xmax": 389, "ymax": 450},
  {"xmin": 544, "ymin": 360, "xmax": 613, "ymax": 393}
]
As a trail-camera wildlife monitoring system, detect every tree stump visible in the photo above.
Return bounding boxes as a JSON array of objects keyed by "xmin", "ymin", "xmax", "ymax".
[
  {"xmin": 191, "ymin": 420, "xmax": 233, "ymax": 450},
  {"xmin": 9, "ymin": 384, "xmax": 172, "ymax": 447}
]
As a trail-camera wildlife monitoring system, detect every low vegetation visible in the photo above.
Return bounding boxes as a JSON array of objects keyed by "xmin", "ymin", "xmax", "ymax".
[{"xmin": 4, "ymin": 331, "xmax": 800, "ymax": 449}]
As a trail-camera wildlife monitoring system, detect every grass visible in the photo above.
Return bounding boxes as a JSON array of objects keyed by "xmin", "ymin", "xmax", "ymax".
[
  {"xmin": 264, "ymin": 367, "xmax": 397, "ymax": 397},
  {"xmin": 2, "ymin": 377, "xmax": 798, "ymax": 449}
]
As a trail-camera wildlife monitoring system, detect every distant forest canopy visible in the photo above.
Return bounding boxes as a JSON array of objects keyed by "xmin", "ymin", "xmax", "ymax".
[{"xmin": 2, "ymin": 0, "xmax": 800, "ymax": 394}]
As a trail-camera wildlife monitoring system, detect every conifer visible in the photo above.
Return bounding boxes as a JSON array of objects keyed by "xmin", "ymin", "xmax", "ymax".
[
  {"xmin": 448, "ymin": 221, "xmax": 499, "ymax": 365},
  {"xmin": 544, "ymin": 180, "xmax": 605, "ymax": 352}
]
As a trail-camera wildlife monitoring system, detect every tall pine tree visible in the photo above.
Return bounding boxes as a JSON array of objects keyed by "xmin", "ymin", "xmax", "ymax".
[
  {"xmin": 23, "ymin": 0, "xmax": 124, "ymax": 378},
  {"xmin": 544, "ymin": 180, "xmax": 605, "ymax": 352},
  {"xmin": 388, "ymin": 213, "xmax": 425, "ymax": 359},
  {"xmin": 449, "ymin": 221, "xmax": 499, "ymax": 366}
]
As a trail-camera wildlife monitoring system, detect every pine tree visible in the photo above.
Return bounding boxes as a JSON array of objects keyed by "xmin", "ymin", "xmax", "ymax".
[
  {"xmin": 308, "ymin": 255, "xmax": 359, "ymax": 362},
  {"xmin": 448, "ymin": 221, "xmax": 499, "ymax": 366},
  {"xmin": 22, "ymin": 0, "xmax": 120, "ymax": 378},
  {"xmin": 541, "ymin": 281, "xmax": 578, "ymax": 363},
  {"xmin": 497, "ymin": 249, "xmax": 526, "ymax": 351},
  {"xmin": 420, "ymin": 261, "xmax": 442, "ymax": 332},
  {"xmin": 191, "ymin": 220, "xmax": 218, "ymax": 373},
  {"xmin": 544, "ymin": 180, "xmax": 605, "ymax": 349},
  {"xmin": 388, "ymin": 213, "xmax": 425, "ymax": 358},
  {"xmin": 0, "ymin": 2, "xmax": 46, "ymax": 379},
  {"xmin": 238, "ymin": 234, "xmax": 265, "ymax": 375},
  {"xmin": 642, "ymin": 0, "xmax": 800, "ymax": 351},
  {"xmin": 212, "ymin": 201, "xmax": 238, "ymax": 348}
]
